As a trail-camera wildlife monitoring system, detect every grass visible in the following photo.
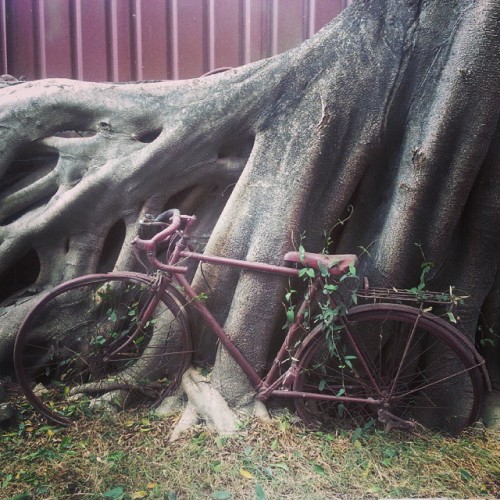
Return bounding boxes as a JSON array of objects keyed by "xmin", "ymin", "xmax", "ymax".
[{"xmin": 1, "ymin": 396, "xmax": 499, "ymax": 499}]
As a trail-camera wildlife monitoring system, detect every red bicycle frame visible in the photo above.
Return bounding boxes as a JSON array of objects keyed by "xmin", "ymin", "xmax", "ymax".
[{"xmin": 132, "ymin": 213, "xmax": 366, "ymax": 407}]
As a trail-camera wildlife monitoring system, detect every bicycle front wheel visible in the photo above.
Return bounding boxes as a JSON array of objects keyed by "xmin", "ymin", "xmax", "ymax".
[
  {"xmin": 14, "ymin": 273, "xmax": 192, "ymax": 425},
  {"xmin": 293, "ymin": 303, "xmax": 485, "ymax": 435}
]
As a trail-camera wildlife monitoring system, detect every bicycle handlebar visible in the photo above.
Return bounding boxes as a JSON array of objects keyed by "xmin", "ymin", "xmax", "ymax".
[
  {"xmin": 132, "ymin": 208, "xmax": 182, "ymax": 252},
  {"xmin": 154, "ymin": 208, "xmax": 180, "ymax": 224}
]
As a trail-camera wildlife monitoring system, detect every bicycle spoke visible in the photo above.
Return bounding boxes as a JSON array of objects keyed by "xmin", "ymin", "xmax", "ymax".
[{"xmin": 388, "ymin": 311, "xmax": 421, "ymax": 399}]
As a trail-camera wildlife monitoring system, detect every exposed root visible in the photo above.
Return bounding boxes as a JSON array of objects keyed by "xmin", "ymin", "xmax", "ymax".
[
  {"xmin": 167, "ymin": 367, "xmax": 239, "ymax": 441},
  {"xmin": 154, "ymin": 387, "xmax": 185, "ymax": 416},
  {"xmin": 88, "ymin": 390, "xmax": 124, "ymax": 413},
  {"xmin": 168, "ymin": 402, "xmax": 202, "ymax": 441},
  {"xmin": 65, "ymin": 363, "xmax": 271, "ymax": 439},
  {"xmin": 155, "ymin": 367, "xmax": 274, "ymax": 441},
  {"xmin": 69, "ymin": 380, "xmax": 136, "ymax": 395},
  {"xmin": 69, "ymin": 380, "xmax": 162, "ymax": 397},
  {"xmin": 241, "ymin": 399, "xmax": 272, "ymax": 422}
]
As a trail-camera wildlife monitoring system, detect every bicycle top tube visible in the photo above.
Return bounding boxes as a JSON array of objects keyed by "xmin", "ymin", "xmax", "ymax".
[
  {"xmin": 131, "ymin": 208, "xmax": 357, "ymax": 278},
  {"xmin": 179, "ymin": 250, "xmax": 357, "ymax": 278}
]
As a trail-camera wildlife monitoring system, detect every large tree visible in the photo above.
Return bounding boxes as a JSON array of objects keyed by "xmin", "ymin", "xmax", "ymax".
[{"xmin": 0, "ymin": 0, "xmax": 499, "ymax": 434}]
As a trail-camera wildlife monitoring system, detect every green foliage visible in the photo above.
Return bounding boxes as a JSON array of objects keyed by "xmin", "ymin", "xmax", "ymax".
[
  {"xmin": 282, "ymin": 240, "xmax": 361, "ymax": 374},
  {"xmin": 103, "ymin": 486, "xmax": 126, "ymax": 499},
  {"xmin": 477, "ymin": 322, "xmax": 499, "ymax": 350},
  {"xmin": 405, "ymin": 246, "xmax": 469, "ymax": 325},
  {"xmin": 408, "ymin": 260, "xmax": 434, "ymax": 295}
]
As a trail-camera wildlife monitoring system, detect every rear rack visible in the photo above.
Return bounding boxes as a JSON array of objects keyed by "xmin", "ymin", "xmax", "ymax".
[
  {"xmin": 357, "ymin": 287, "xmax": 457, "ymax": 305},
  {"xmin": 357, "ymin": 278, "xmax": 467, "ymax": 305}
]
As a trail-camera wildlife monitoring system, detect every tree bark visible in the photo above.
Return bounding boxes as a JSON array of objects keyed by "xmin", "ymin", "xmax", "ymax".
[{"xmin": 1, "ymin": 0, "xmax": 499, "ymax": 431}]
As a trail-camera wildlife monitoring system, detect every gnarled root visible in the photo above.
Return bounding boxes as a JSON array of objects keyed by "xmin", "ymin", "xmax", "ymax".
[
  {"xmin": 67, "ymin": 364, "xmax": 270, "ymax": 439},
  {"xmin": 156, "ymin": 366, "xmax": 270, "ymax": 441}
]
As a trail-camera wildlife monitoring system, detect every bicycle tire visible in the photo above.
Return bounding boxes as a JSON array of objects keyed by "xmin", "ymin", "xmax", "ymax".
[
  {"xmin": 14, "ymin": 272, "xmax": 193, "ymax": 425},
  {"xmin": 293, "ymin": 303, "xmax": 485, "ymax": 435}
]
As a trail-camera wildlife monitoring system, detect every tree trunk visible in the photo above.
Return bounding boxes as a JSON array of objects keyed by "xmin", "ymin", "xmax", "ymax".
[{"xmin": 1, "ymin": 0, "xmax": 499, "ymax": 432}]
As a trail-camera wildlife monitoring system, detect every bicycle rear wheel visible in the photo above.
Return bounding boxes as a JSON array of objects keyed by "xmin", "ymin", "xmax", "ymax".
[
  {"xmin": 14, "ymin": 272, "xmax": 192, "ymax": 425},
  {"xmin": 293, "ymin": 303, "xmax": 485, "ymax": 435}
]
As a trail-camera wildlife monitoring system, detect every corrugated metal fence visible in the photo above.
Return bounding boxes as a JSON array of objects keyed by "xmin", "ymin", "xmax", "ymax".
[{"xmin": 0, "ymin": 0, "xmax": 351, "ymax": 82}]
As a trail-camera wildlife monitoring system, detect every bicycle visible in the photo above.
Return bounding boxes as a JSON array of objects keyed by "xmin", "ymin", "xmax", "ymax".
[{"xmin": 13, "ymin": 209, "xmax": 489, "ymax": 434}]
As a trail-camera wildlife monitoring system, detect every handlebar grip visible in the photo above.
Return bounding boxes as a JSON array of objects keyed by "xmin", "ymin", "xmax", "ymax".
[{"xmin": 155, "ymin": 208, "xmax": 180, "ymax": 223}]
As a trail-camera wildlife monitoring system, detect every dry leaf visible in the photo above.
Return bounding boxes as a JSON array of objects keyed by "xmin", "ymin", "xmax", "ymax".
[
  {"xmin": 131, "ymin": 491, "xmax": 148, "ymax": 499},
  {"xmin": 240, "ymin": 468, "xmax": 254, "ymax": 479}
]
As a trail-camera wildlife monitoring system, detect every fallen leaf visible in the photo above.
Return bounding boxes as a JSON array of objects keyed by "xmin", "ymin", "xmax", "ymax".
[
  {"xmin": 239, "ymin": 468, "xmax": 254, "ymax": 479},
  {"xmin": 212, "ymin": 491, "xmax": 231, "ymax": 499}
]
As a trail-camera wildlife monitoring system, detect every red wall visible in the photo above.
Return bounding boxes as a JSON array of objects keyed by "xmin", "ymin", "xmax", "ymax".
[{"xmin": 0, "ymin": 0, "xmax": 351, "ymax": 81}]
